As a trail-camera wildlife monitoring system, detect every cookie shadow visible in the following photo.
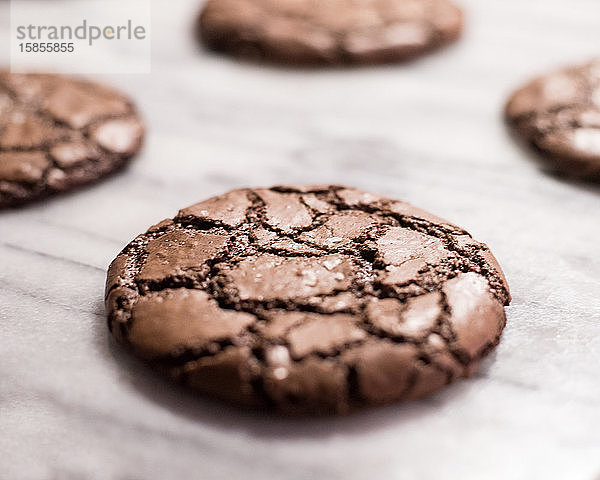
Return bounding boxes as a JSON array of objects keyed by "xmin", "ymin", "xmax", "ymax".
[
  {"xmin": 0, "ymin": 161, "xmax": 137, "ymax": 213},
  {"xmin": 94, "ymin": 301, "xmax": 481, "ymax": 440},
  {"xmin": 503, "ymin": 119, "xmax": 600, "ymax": 194},
  {"xmin": 193, "ymin": 32, "xmax": 462, "ymax": 75}
]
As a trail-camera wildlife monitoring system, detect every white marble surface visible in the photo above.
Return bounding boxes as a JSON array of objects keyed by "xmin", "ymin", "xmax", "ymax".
[{"xmin": 2, "ymin": 1, "xmax": 600, "ymax": 479}]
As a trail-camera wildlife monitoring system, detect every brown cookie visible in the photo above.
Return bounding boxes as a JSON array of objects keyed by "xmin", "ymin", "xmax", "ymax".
[
  {"xmin": 505, "ymin": 60, "xmax": 600, "ymax": 180},
  {"xmin": 0, "ymin": 72, "xmax": 144, "ymax": 208},
  {"xmin": 106, "ymin": 186, "xmax": 510, "ymax": 415},
  {"xmin": 197, "ymin": 0, "xmax": 463, "ymax": 66}
]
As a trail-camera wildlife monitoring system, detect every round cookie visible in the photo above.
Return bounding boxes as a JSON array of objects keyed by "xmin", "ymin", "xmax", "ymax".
[
  {"xmin": 106, "ymin": 186, "xmax": 510, "ymax": 415},
  {"xmin": 0, "ymin": 72, "xmax": 144, "ymax": 208},
  {"xmin": 506, "ymin": 60, "xmax": 600, "ymax": 180},
  {"xmin": 197, "ymin": 0, "xmax": 463, "ymax": 66}
]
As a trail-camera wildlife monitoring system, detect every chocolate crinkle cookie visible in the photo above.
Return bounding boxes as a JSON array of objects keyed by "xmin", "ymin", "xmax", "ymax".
[
  {"xmin": 106, "ymin": 186, "xmax": 510, "ymax": 415},
  {"xmin": 506, "ymin": 60, "xmax": 600, "ymax": 180},
  {"xmin": 197, "ymin": 0, "xmax": 463, "ymax": 66},
  {"xmin": 0, "ymin": 72, "xmax": 144, "ymax": 208}
]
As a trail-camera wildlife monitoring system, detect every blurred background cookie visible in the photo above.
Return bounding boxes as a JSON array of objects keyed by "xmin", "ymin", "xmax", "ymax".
[
  {"xmin": 0, "ymin": 72, "xmax": 144, "ymax": 208},
  {"xmin": 506, "ymin": 60, "xmax": 600, "ymax": 181},
  {"xmin": 197, "ymin": 0, "xmax": 463, "ymax": 65}
]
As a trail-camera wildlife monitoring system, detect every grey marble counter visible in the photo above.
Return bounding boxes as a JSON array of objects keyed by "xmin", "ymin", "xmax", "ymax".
[{"xmin": 1, "ymin": 1, "xmax": 600, "ymax": 479}]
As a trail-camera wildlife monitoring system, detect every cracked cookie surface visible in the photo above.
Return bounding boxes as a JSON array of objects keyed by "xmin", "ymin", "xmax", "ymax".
[
  {"xmin": 197, "ymin": 0, "xmax": 463, "ymax": 66},
  {"xmin": 0, "ymin": 72, "xmax": 144, "ymax": 208},
  {"xmin": 106, "ymin": 186, "xmax": 510, "ymax": 415},
  {"xmin": 506, "ymin": 60, "xmax": 600, "ymax": 180}
]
